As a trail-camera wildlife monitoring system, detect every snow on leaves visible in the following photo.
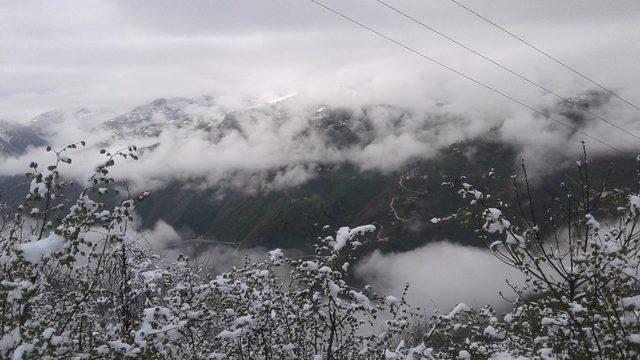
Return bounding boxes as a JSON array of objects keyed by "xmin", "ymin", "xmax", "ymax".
[{"xmin": 432, "ymin": 151, "xmax": 640, "ymax": 358}]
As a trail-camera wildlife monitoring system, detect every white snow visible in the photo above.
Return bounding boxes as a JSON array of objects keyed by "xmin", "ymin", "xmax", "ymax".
[
  {"xmin": 569, "ymin": 302, "xmax": 586, "ymax": 313},
  {"xmin": 541, "ymin": 317, "xmax": 565, "ymax": 326},
  {"xmin": 18, "ymin": 234, "xmax": 66, "ymax": 264},
  {"xmin": 630, "ymin": 195, "xmax": 640, "ymax": 216},
  {"xmin": 301, "ymin": 261, "xmax": 319, "ymax": 271},
  {"xmin": 258, "ymin": 269, "xmax": 269, "ymax": 277},
  {"xmin": 268, "ymin": 92, "xmax": 298, "ymax": 105},
  {"xmin": 218, "ymin": 329, "xmax": 242, "ymax": 340},
  {"xmin": 622, "ymin": 295, "xmax": 640, "ymax": 309},
  {"xmin": 585, "ymin": 214, "xmax": 599, "ymax": 231},
  {"xmin": 41, "ymin": 328, "xmax": 55, "ymax": 339},
  {"xmin": 328, "ymin": 281, "xmax": 341, "ymax": 299},
  {"xmin": 333, "ymin": 225, "xmax": 376, "ymax": 251},
  {"xmin": 234, "ymin": 315, "xmax": 255, "ymax": 327},
  {"xmin": 30, "ymin": 180, "xmax": 48, "ymax": 197},
  {"xmin": 444, "ymin": 303, "xmax": 470, "ymax": 320},
  {"xmin": 483, "ymin": 325, "xmax": 505, "ymax": 339},
  {"xmin": 490, "ymin": 352, "xmax": 529, "ymax": 360},
  {"xmin": 0, "ymin": 329, "xmax": 21, "ymax": 357},
  {"xmin": 268, "ymin": 248, "xmax": 283, "ymax": 264},
  {"xmin": 482, "ymin": 208, "xmax": 510, "ymax": 234},
  {"xmin": 505, "ymin": 232, "xmax": 524, "ymax": 245},
  {"xmin": 350, "ymin": 290, "xmax": 371, "ymax": 308}
]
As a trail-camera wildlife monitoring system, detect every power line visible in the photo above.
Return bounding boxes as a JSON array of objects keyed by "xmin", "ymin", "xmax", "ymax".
[
  {"xmin": 374, "ymin": 0, "xmax": 640, "ymax": 142},
  {"xmin": 447, "ymin": 0, "xmax": 640, "ymax": 113},
  {"xmin": 308, "ymin": 0, "xmax": 623, "ymax": 153}
]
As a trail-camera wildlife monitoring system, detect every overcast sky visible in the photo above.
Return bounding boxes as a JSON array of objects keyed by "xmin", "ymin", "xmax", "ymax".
[{"xmin": 2, "ymin": 0, "xmax": 640, "ymax": 121}]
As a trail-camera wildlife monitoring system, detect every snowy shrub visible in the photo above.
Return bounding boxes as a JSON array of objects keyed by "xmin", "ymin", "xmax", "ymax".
[
  {"xmin": 0, "ymin": 143, "xmax": 431, "ymax": 359},
  {"xmin": 432, "ymin": 146, "xmax": 640, "ymax": 358}
]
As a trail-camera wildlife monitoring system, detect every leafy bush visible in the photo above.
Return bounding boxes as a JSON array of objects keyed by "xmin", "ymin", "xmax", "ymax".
[{"xmin": 431, "ymin": 146, "xmax": 640, "ymax": 358}]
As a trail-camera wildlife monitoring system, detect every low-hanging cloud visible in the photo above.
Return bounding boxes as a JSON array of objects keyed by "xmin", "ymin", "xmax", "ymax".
[
  {"xmin": 0, "ymin": 99, "xmax": 498, "ymax": 192},
  {"xmin": 355, "ymin": 241, "xmax": 523, "ymax": 311},
  {"xmin": 2, "ymin": 0, "xmax": 640, "ymax": 192},
  {"xmin": 1, "ymin": 89, "xmax": 639, "ymax": 195},
  {"xmin": 2, "ymin": 0, "xmax": 640, "ymax": 122}
]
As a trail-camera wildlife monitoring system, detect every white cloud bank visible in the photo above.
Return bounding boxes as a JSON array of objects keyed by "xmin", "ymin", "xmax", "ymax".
[
  {"xmin": 355, "ymin": 241, "xmax": 522, "ymax": 311},
  {"xmin": 2, "ymin": 0, "xmax": 640, "ymax": 193}
]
